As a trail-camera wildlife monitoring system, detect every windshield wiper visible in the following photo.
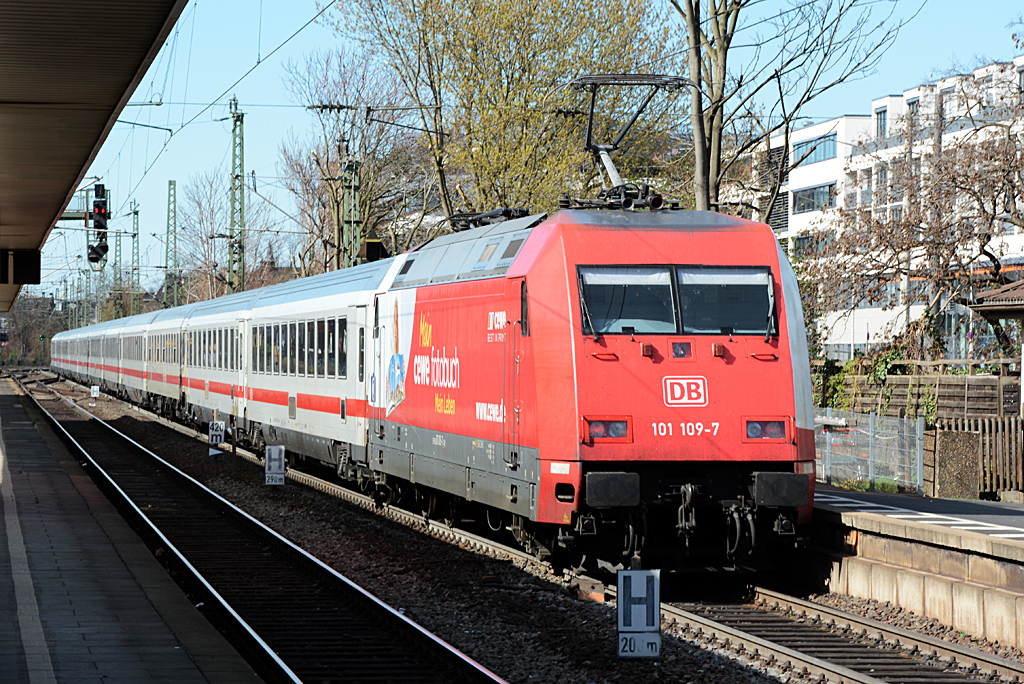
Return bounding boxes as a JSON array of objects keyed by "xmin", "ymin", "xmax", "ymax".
[
  {"xmin": 765, "ymin": 273, "xmax": 776, "ymax": 343},
  {"xmin": 579, "ymin": 289, "xmax": 601, "ymax": 342}
]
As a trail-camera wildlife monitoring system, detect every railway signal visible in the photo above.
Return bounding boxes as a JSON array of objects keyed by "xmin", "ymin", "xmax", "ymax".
[{"xmin": 88, "ymin": 184, "xmax": 109, "ymax": 264}]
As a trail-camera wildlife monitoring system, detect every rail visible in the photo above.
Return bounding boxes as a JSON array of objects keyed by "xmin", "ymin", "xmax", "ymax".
[{"xmin": 15, "ymin": 374, "xmax": 508, "ymax": 684}]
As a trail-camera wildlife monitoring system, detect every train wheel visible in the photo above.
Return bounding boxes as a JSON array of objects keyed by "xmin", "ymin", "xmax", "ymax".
[{"xmin": 420, "ymin": 493, "xmax": 437, "ymax": 519}]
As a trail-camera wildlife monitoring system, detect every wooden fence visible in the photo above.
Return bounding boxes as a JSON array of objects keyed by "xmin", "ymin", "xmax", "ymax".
[
  {"xmin": 827, "ymin": 374, "xmax": 1020, "ymax": 419},
  {"xmin": 938, "ymin": 417, "xmax": 1024, "ymax": 494}
]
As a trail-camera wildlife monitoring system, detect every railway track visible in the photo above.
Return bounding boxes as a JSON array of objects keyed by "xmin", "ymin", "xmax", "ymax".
[
  {"xmin": 29, "ymin": 374, "xmax": 1024, "ymax": 684},
  {"xmin": 15, "ymin": 374, "xmax": 506, "ymax": 684},
  {"xmin": 657, "ymin": 589, "xmax": 1021, "ymax": 683}
]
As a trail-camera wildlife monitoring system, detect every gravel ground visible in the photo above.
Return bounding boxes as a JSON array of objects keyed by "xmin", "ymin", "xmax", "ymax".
[
  {"xmin": 55, "ymin": 383, "xmax": 787, "ymax": 684},
  {"xmin": 803, "ymin": 592, "xmax": 1024, "ymax": 664}
]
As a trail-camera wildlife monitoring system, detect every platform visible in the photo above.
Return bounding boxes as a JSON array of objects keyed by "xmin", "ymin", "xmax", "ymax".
[
  {"xmin": 813, "ymin": 483, "xmax": 1024, "ymax": 648},
  {"xmin": 815, "ymin": 483, "xmax": 1024, "ymax": 542},
  {"xmin": 0, "ymin": 380, "xmax": 263, "ymax": 684}
]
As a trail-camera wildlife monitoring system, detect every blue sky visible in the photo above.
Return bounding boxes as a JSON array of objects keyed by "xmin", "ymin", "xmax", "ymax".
[{"xmin": 34, "ymin": 0, "xmax": 1024, "ymax": 299}]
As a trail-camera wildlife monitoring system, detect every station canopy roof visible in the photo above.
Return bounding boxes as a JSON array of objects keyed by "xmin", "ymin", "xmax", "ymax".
[{"xmin": 0, "ymin": 0, "xmax": 187, "ymax": 311}]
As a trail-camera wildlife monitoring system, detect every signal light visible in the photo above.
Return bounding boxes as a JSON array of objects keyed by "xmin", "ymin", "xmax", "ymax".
[{"xmin": 87, "ymin": 242, "xmax": 108, "ymax": 263}]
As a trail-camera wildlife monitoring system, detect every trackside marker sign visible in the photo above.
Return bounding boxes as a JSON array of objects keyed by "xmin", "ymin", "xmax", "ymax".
[
  {"xmin": 617, "ymin": 570, "xmax": 661, "ymax": 658},
  {"xmin": 663, "ymin": 376, "xmax": 708, "ymax": 407}
]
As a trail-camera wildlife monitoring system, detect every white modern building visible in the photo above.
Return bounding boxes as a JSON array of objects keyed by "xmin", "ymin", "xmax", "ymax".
[{"xmin": 761, "ymin": 56, "xmax": 1024, "ymax": 361}]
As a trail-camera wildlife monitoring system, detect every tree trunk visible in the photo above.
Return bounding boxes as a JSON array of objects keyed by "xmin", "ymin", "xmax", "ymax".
[{"xmin": 684, "ymin": 0, "xmax": 710, "ymax": 211}]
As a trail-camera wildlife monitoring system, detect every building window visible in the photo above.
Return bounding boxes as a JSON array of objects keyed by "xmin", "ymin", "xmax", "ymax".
[
  {"xmin": 761, "ymin": 146, "xmax": 789, "ymax": 184},
  {"xmin": 793, "ymin": 184, "xmax": 836, "ymax": 214},
  {"xmin": 906, "ymin": 99, "xmax": 919, "ymax": 126},
  {"xmin": 875, "ymin": 166, "xmax": 888, "ymax": 204},
  {"xmin": 793, "ymin": 133, "xmax": 836, "ymax": 167},
  {"xmin": 762, "ymin": 193, "xmax": 789, "ymax": 231},
  {"xmin": 875, "ymin": 108, "xmax": 887, "ymax": 138}
]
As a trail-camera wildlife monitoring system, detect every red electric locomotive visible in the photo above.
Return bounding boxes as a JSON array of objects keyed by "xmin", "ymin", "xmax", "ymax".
[{"xmin": 369, "ymin": 207, "xmax": 814, "ymax": 571}]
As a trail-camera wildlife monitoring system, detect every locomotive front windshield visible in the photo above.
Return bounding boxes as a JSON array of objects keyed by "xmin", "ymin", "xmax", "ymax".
[
  {"xmin": 578, "ymin": 265, "xmax": 775, "ymax": 336},
  {"xmin": 677, "ymin": 267, "xmax": 774, "ymax": 335},
  {"xmin": 579, "ymin": 267, "xmax": 676, "ymax": 334}
]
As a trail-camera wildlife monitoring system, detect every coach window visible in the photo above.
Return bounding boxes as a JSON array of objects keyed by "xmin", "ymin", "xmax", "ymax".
[
  {"xmin": 327, "ymin": 319, "xmax": 336, "ymax": 377},
  {"xmin": 297, "ymin": 321, "xmax": 306, "ymax": 375},
  {"xmin": 265, "ymin": 326, "xmax": 273, "ymax": 373},
  {"xmin": 251, "ymin": 326, "xmax": 258, "ymax": 371},
  {"xmin": 316, "ymin": 319, "xmax": 326, "ymax": 377},
  {"xmin": 273, "ymin": 324, "xmax": 281, "ymax": 374},
  {"xmin": 254, "ymin": 326, "xmax": 260, "ymax": 372},
  {"xmin": 288, "ymin": 323, "xmax": 297, "ymax": 374},
  {"xmin": 338, "ymin": 318, "xmax": 347, "ymax": 378},
  {"xmin": 307, "ymin": 321, "xmax": 316, "ymax": 376},
  {"xmin": 222, "ymin": 329, "xmax": 228, "ymax": 369},
  {"xmin": 358, "ymin": 327, "xmax": 365, "ymax": 382}
]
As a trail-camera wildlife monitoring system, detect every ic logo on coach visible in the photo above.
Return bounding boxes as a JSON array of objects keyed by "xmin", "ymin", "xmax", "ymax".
[{"xmin": 662, "ymin": 376, "xmax": 708, "ymax": 407}]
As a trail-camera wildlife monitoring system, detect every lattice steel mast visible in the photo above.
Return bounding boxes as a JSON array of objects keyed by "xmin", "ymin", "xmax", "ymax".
[
  {"xmin": 165, "ymin": 180, "xmax": 178, "ymax": 307},
  {"xmin": 228, "ymin": 97, "xmax": 245, "ymax": 293}
]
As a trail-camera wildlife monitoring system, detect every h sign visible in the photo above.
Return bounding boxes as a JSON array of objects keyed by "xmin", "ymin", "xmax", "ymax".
[
  {"xmin": 265, "ymin": 445, "xmax": 286, "ymax": 486},
  {"xmin": 663, "ymin": 376, "xmax": 708, "ymax": 407},
  {"xmin": 617, "ymin": 570, "xmax": 660, "ymax": 632},
  {"xmin": 617, "ymin": 570, "xmax": 661, "ymax": 658}
]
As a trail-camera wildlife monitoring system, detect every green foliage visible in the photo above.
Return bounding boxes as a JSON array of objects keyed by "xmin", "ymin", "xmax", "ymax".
[
  {"xmin": 920, "ymin": 384, "xmax": 938, "ymax": 427},
  {"xmin": 814, "ymin": 358, "xmax": 859, "ymax": 409},
  {"xmin": 867, "ymin": 343, "xmax": 907, "ymax": 385}
]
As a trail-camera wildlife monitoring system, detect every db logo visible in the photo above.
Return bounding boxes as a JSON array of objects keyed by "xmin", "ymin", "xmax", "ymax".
[{"xmin": 663, "ymin": 376, "xmax": 708, "ymax": 407}]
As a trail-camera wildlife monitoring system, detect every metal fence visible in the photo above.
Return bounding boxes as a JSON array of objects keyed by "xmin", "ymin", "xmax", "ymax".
[{"xmin": 814, "ymin": 408, "xmax": 925, "ymax": 494}]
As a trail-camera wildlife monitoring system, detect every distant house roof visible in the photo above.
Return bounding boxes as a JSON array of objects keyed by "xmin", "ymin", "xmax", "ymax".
[{"xmin": 970, "ymin": 280, "xmax": 1024, "ymax": 319}]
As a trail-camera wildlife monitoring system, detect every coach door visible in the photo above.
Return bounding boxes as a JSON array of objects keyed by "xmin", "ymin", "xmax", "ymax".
[
  {"xmin": 232, "ymin": 319, "xmax": 244, "ymax": 416},
  {"xmin": 369, "ymin": 296, "xmax": 384, "ymax": 440},
  {"xmin": 502, "ymin": 277, "xmax": 527, "ymax": 470}
]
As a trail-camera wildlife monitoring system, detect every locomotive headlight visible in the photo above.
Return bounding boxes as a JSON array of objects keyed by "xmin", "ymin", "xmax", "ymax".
[
  {"xmin": 584, "ymin": 417, "xmax": 632, "ymax": 443},
  {"xmin": 744, "ymin": 419, "xmax": 787, "ymax": 440},
  {"xmin": 607, "ymin": 421, "xmax": 628, "ymax": 438}
]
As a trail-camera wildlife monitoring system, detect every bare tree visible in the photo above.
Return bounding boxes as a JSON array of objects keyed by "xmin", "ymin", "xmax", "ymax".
[
  {"xmin": 178, "ymin": 169, "xmax": 283, "ymax": 301},
  {"xmin": 806, "ymin": 61, "xmax": 1024, "ymax": 358},
  {"xmin": 669, "ymin": 0, "xmax": 909, "ymax": 214},
  {"xmin": 281, "ymin": 48, "xmax": 440, "ymax": 274}
]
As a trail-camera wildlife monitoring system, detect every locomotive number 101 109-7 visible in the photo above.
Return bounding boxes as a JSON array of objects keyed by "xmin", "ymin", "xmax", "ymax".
[{"xmin": 652, "ymin": 422, "xmax": 720, "ymax": 437}]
